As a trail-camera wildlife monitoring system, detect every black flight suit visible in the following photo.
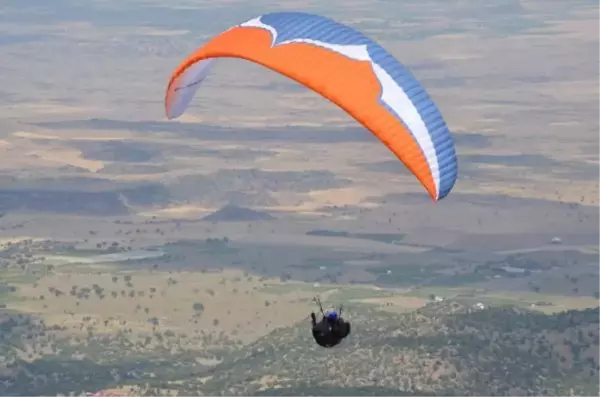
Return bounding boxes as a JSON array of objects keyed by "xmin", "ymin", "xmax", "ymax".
[{"xmin": 311, "ymin": 312, "xmax": 351, "ymax": 348}]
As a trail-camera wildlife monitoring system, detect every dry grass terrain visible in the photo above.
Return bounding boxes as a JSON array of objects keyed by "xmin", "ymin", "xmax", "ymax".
[
  {"xmin": 13, "ymin": 267, "xmax": 315, "ymax": 346},
  {"xmin": 2, "ymin": 258, "xmax": 443, "ymax": 361}
]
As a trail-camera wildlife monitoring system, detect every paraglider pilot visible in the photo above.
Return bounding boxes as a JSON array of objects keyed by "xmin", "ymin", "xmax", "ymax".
[{"xmin": 310, "ymin": 297, "xmax": 351, "ymax": 348}]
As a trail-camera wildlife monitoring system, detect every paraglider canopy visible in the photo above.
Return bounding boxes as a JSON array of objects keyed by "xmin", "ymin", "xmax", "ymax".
[{"xmin": 165, "ymin": 12, "xmax": 458, "ymax": 201}]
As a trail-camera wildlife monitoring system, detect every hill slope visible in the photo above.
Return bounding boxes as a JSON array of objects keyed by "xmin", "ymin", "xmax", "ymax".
[
  {"xmin": 202, "ymin": 205, "xmax": 275, "ymax": 222},
  {"xmin": 162, "ymin": 303, "xmax": 599, "ymax": 396},
  {"xmin": 0, "ymin": 302, "xmax": 597, "ymax": 396}
]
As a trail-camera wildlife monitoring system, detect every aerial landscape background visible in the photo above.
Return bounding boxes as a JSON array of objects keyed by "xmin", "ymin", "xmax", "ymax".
[{"xmin": 0, "ymin": 0, "xmax": 598, "ymax": 395}]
